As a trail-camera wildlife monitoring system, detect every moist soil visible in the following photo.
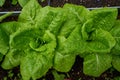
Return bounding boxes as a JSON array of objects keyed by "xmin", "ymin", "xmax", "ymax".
[{"xmin": 0, "ymin": 0, "xmax": 120, "ymax": 80}]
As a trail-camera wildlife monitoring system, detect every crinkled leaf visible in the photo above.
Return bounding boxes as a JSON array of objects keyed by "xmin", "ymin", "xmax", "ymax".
[
  {"xmin": 0, "ymin": 26, "xmax": 9, "ymax": 55},
  {"xmin": 87, "ymin": 29, "xmax": 116, "ymax": 53},
  {"xmin": 88, "ymin": 8, "xmax": 117, "ymax": 31},
  {"xmin": 83, "ymin": 53, "xmax": 112, "ymax": 77},
  {"xmin": 9, "ymin": 29, "xmax": 56, "ymax": 67},
  {"xmin": 53, "ymin": 52, "xmax": 76, "ymax": 72},
  {"xmin": 63, "ymin": 3, "xmax": 89, "ymax": 23},
  {"xmin": 18, "ymin": 0, "xmax": 41, "ymax": 24},
  {"xmin": 0, "ymin": 33, "xmax": 9, "ymax": 55},
  {"xmin": 36, "ymin": 6, "xmax": 57, "ymax": 31},
  {"xmin": 29, "ymin": 30, "xmax": 56, "ymax": 52},
  {"xmin": 20, "ymin": 53, "xmax": 52, "ymax": 80},
  {"xmin": 53, "ymin": 41, "xmax": 77, "ymax": 72},
  {"xmin": 0, "ymin": 21, "xmax": 21, "ymax": 35},
  {"xmin": 58, "ymin": 12, "xmax": 79, "ymax": 38},
  {"xmin": 110, "ymin": 20, "xmax": 120, "ymax": 55},
  {"xmin": 112, "ymin": 55, "xmax": 120, "ymax": 72},
  {"xmin": 1, "ymin": 49, "xmax": 25, "ymax": 69},
  {"xmin": 48, "ymin": 8, "xmax": 66, "ymax": 35},
  {"xmin": 81, "ymin": 19, "xmax": 94, "ymax": 40},
  {"xmin": 10, "ymin": 24, "xmax": 42, "ymax": 50},
  {"xmin": 82, "ymin": 8, "xmax": 117, "ymax": 40},
  {"xmin": 10, "ymin": 24, "xmax": 56, "ymax": 51},
  {"xmin": 0, "ymin": 22, "xmax": 22, "ymax": 55},
  {"xmin": 58, "ymin": 26, "xmax": 86, "ymax": 54},
  {"xmin": 9, "ymin": 30, "xmax": 56, "ymax": 79}
]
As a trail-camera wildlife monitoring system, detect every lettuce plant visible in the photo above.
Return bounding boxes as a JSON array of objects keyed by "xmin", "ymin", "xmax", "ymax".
[{"xmin": 0, "ymin": 0, "xmax": 120, "ymax": 79}]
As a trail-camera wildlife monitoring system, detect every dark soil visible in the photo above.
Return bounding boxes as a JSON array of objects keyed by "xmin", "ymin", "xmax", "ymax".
[
  {"xmin": 0, "ymin": 0, "xmax": 21, "ymax": 11},
  {"xmin": 0, "ymin": 0, "xmax": 48, "ymax": 11},
  {"xmin": 50, "ymin": 0, "xmax": 120, "ymax": 7}
]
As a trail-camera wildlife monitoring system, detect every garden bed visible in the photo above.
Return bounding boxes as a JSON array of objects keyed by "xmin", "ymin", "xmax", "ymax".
[
  {"xmin": 0, "ymin": 11, "xmax": 120, "ymax": 80},
  {"xmin": 0, "ymin": 0, "xmax": 120, "ymax": 80}
]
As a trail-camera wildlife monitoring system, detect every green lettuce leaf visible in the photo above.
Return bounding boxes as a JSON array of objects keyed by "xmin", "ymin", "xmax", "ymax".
[
  {"xmin": 20, "ymin": 52, "xmax": 52, "ymax": 80},
  {"xmin": 82, "ymin": 8, "xmax": 117, "ymax": 40},
  {"xmin": 18, "ymin": 0, "xmax": 41, "ymax": 24},
  {"xmin": 1, "ymin": 49, "xmax": 25, "ymax": 69},
  {"xmin": 59, "ymin": 4, "xmax": 89, "ymax": 38},
  {"xmin": 0, "ymin": 0, "xmax": 5, "ymax": 7},
  {"xmin": 53, "ymin": 52, "xmax": 76, "ymax": 72},
  {"xmin": 53, "ymin": 4, "xmax": 89, "ymax": 72},
  {"xmin": 0, "ymin": 22, "xmax": 22, "ymax": 55},
  {"xmin": 0, "ymin": 22, "xmax": 25, "ymax": 69},
  {"xmin": 18, "ymin": 0, "xmax": 30, "ymax": 7},
  {"xmin": 10, "ymin": 24, "xmax": 42, "ymax": 50},
  {"xmin": 48, "ymin": 8, "xmax": 67, "ymax": 35},
  {"xmin": 86, "ymin": 29, "xmax": 116, "ymax": 53},
  {"xmin": 35, "ymin": 6, "xmax": 62, "ymax": 34},
  {"xmin": 0, "ymin": 28, "xmax": 9, "ymax": 55},
  {"xmin": 88, "ymin": 8, "xmax": 117, "ymax": 31},
  {"xmin": 20, "ymin": 30, "xmax": 56, "ymax": 80},
  {"xmin": 81, "ymin": 8, "xmax": 117, "ymax": 53},
  {"xmin": 110, "ymin": 20, "xmax": 120, "ymax": 55},
  {"xmin": 12, "ymin": 0, "xmax": 18, "ymax": 5},
  {"xmin": 112, "ymin": 55, "xmax": 120, "ymax": 72},
  {"xmin": 0, "ymin": 21, "xmax": 21, "ymax": 35},
  {"xmin": 63, "ymin": 3, "xmax": 89, "ymax": 23},
  {"xmin": 83, "ymin": 53, "xmax": 112, "ymax": 77}
]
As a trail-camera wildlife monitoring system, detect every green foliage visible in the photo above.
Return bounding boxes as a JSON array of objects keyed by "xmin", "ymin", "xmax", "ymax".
[
  {"xmin": 0, "ymin": 12, "xmax": 13, "ymax": 22},
  {"xmin": 0, "ymin": 0, "xmax": 120, "ymax": 79},
  {"xmin": 110, "ymin": 20, "xmax": 120, "ymax": 55},
  {"xmin": 18, "ymin": 0, "xmax": 30, "ymax": 7},
  {"xmin": 114, "ymin": 76, "xmax": 120, "ymax": 80},
  {"xmin": 0, "ymin": 0, "xmax": 5, "ymax": 7},
  {"xmin": 83, "ymin": 53, "xmax": 112, "ymax": 77},
  {"xmin": 12, "ymin": 0, "xmax": 18, "ymax": 5},
  {"xmin": 52, "ymin": 70, "xmax": 65, "ymax": 80}
]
